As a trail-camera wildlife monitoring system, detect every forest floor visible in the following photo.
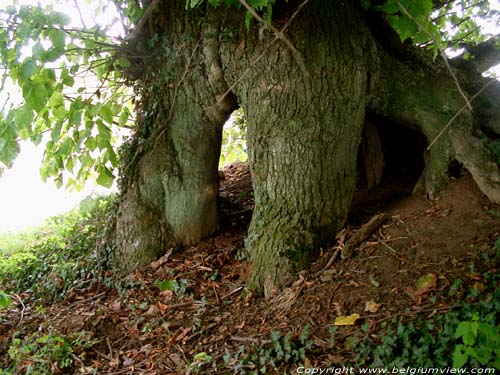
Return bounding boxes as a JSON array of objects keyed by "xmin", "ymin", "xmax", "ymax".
[{"xmin": 1, "ymin": 162, "xmax": 500, "ymax": 374}]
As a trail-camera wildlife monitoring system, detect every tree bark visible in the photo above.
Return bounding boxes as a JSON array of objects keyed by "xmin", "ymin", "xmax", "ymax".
[
  {"xmin": 113, "ymin": 0, "xmax": 500, "ymax": 291},
  {"xmin": 113, "ymin": 3, "xmax": 236, "ymax": 271},
  {"xmin": 219, "ymin": 1, "xmax": 375, "ymax": 295}
]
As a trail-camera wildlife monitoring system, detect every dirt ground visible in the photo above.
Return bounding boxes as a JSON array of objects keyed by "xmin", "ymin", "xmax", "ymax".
[{"xmin": 1, "ymin": 162, "xmax": 499, "ymax": 374}]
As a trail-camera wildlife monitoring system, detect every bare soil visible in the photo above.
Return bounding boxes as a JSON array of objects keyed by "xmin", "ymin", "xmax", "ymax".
[{"xmin": 1, "ymin": 162, "xmax": 499, "ymax": 374}]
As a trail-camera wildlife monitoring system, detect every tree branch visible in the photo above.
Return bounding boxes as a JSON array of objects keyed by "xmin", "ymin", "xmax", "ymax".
[{"xmin": 452, "ymin": 34, "xmax": 500, "ymax": 73}]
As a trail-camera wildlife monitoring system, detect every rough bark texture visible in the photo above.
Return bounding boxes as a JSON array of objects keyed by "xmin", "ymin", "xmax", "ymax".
[
  {"xmin": 217, "ymin": 1, "xmax": 375, "ymax": 294},
  {"xmin": 113, "ymin": 0, "xmax": 500, "ymax": 291},
  {"xmin": 112, "ymin": 3, "xmax": 236, "ymax": 271}
]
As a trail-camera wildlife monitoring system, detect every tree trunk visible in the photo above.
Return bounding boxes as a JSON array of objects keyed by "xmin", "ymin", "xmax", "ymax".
[
  {"xmin": 219, "ymin": 1, "xmax": 375, "ymax": 295},
  {"xmin": 113, "ymin": 4, "xmax": 236, "ymax": 271},
  {"xmin": 113, "ymin": 0, "xmax": 500, "ymax": 292}
]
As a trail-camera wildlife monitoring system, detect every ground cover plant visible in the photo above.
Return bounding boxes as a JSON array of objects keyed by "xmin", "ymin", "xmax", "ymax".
[{"xmin": 1, "ymin": 166, "xmax": 500, "ymax": 374}]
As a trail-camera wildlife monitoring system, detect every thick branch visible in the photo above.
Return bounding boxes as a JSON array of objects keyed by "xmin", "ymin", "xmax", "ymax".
[{"xmin": 452, "ymin": 34, "xmax": 500, "ymax": 73}]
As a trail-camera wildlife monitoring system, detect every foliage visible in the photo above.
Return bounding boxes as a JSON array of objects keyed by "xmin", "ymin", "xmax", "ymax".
[
  {"xmin": 0, "ymin": 1, "xmax": 132, "ymax": 188},
  {"xmin": 223, "ymin": 326, "xmax": 312, "ymax": 374},
  {"xmin": 353, "ymin": 246, "xmax": 500, "ymax": 370},
  {"xmin": 220, "ymin": 108, "xmax": 247, "ymax": 167},
  {"xmin": 4, "ymin": 330, "xmax": 96, "ymax": 375},
  {"xmin": 0, "ymin": 194, "xmax": 117, "ymax": 302}
]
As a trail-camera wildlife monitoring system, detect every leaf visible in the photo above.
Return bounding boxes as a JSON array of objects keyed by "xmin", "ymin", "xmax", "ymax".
[
  {"xmin": 22, "ymin": 81, "xmax": 49, "ymax": 112},
  {"xmin": 452, "ymin": 345, "xmax": 468, "ymax": 368},
  {"xmin": 48, "ymin": 28, "xmax": 66, "ymax": 51},
  {"xmin": 14, "ymin": 105, "xmax": 34, "ymax": 130},
  {"xmin": 116, "ymin": 57, "xmax": 131, "ymax": 68},
  {"xmin": 99, "ymin": 104, "xmax": 114, "ymax": 124},
  {"xmin": 416, "ymin": 273, "xmax": 437, "ymax": 294},
  {"xmin": 96, "ymin": 166, "xmax": 114, "ymax": 188},
  {"xmin": 364, "ymin": 300, "xmax": 381, "ymax": 313},
  {"xmin": 155, "ymin": 279, "xmax": 178, "ymax": 292},
  {"xmin": 0, "ymin": 291, "xmax": 12, "ymax": 309},
  {"xmin": 0, "ymin": 139, "xmax": 20, "ymax": 167},
  {"xmin": 20, "ymin": 58, "xmax": 37, "ymax": 80},
  {"xmin": 334, "ymin": 313, "xmax": 360, "ymax": 326},
  {"xmin": 456, "ymin": 322, "xmax": 476, "ymax": 346}
]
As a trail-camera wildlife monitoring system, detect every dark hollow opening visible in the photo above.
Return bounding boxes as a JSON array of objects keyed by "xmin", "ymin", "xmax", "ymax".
[{"xmin": 349, "ymin": 114, "xmax": 427, "ymax": 225}]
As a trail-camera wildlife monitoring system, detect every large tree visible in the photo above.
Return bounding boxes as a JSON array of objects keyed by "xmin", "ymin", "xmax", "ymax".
[{"xmin": 1, "ymin": 0, "xmax": 499, "ymax": 295}]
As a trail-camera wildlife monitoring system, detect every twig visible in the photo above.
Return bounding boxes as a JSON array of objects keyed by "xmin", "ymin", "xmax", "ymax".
[
  {"xmin": 210, "ymin": 0, "xmax": 312, "ymax": 109},
  {"xmin": 427, "ymin": 78, "xmax": 496, "ymax": 150},
  {"xmin": 127, "ymin": 0, "xmax": 160, "ymax": 41},
  {"xmin": 73, "ymin": 0, "xmax": 87, "ymax": 29},
  {"xmin": 237, "ymin": 0, "xmax": 309, "ymax": 77},
  {"xmin": 106, "ymin": 336, "xmax": 113, "ymax": 358},
  {"xmin": 342, "ymin": 214, "xmax": 388, "ymax": 259},
  {"xmin": 185, "ymin": 322, "xmax": 218, "ymax": 342},
  {"xmin": 377, "ymin": 238, "xmax": 398, "ymax": 254},
  {"xmin": 221, "ymin": 286, "xmax": 243, "ymax": 300},
  {"xmin": 212, "ymin": 284, "xmax": 220, "ymax": 304},
  {"xmin": 13, "ymin": 294, "xmax": 25, "ymax": 328},
  {"xmin": 66, "ymin": 291, "xmax": 107, "ymax": 309}
]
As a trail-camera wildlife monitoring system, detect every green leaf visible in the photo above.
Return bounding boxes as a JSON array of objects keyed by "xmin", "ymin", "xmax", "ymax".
[
  {"xmin": 456, "ymin": 322, "xmax": 476, "ymax": 346},
  {"xmin": 96, "ymin": 134, "xmax": 110, "ymax": 150},
  {"xmin": 99, "ymin": 104, "xmax": 114, "ymax": 124},
  {"xmin": 452, "ymin": 345, "xmax": 468, "ymax": 368},
  {"xmin": 116, "ymin": 57, "xmax": 131, "ymax": 68},
  {"xmin": 0, "ymin": 291, "xmax": 12, "ymax": 309},
  {"xmin": 48, "ymin": 91, "xmax": 64, "ymax": 108},
  {"xmin": 0, "ymin": 139, "xmax": 20, "ymax": 167},
  {"xmin": 155, "ymin": 279, "xmax": 178, "ymax": 292},
  {"xmin": 48, "ymin": 28, "xmax": 66, "ymax": 51},
  {"xmin": 14, "ymin": 105, "xmax": 34, "ymax": 130},
  {"xmin": 22, "ymin": 81, "xmax": 49, "ymax": 112},
  {"xmin": 51, "ymin": 121, "xmax": 63, "ymax": 142},
  {"xmin": 96, "ymin": 166, "xmax": 114, "ymax": 188},
  {"xmin": 20, "ymin": 58, "xmax": 37, "ymax": 80},
  {"xmin": 118, "ymin": 108, "xmax": 130, "ymax": 127}
]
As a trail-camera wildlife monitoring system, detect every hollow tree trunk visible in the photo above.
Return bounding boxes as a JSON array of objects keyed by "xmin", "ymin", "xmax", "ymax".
[
  {"xmin": 114, "ymin": 0, "xmax": 500, "ymax": 292},
  {"xmin": 113, "ymin": 4, "xmax": 236, "ymax": 271}
]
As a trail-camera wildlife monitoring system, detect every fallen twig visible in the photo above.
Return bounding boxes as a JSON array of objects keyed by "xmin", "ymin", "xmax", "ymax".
[{"xmin": 342, "ymin": 214, "xmax": 388, "ymax": 259}]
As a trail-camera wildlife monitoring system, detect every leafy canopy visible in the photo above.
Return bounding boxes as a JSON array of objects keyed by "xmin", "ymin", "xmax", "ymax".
[{"xmin": 0, "ymin": 0, "xmax": 498, "ymax": 188}]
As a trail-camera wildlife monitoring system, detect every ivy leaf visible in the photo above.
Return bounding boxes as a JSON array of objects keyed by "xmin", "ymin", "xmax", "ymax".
[{"xmin": 452, "ymin": 345, "xmax": 468, "ymax": 368}]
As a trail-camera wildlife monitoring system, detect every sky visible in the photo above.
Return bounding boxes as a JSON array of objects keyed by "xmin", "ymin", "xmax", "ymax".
[
  {"xmin": 0, "ymin": 0, "xmax": 499, "ymax": 234},
  {"xmin": 0, "ymin": 0, "xmax": 122, "ymax": 234}
]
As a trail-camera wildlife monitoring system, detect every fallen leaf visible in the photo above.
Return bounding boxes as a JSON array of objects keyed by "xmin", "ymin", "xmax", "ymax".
[
  {"xmin": 111, "ymin": 300, "xmax": 121, "ymax": 311},
  {"xmin": 415, "ymin": 273, "xmax": 437, "ymax": 295},
  {"xmin": 333, "ymin": 313, "xmax": 360, "ymax": 326},
  {"xmin": 144, "ymin": 305, "xmax": 159, "ymax": 317},
  {"xmin": 369, "ymin": 277, "xmax": 380, "ymax": 288},
  {"xmin": 364, "ymin": 300, "xmax": 381, "ymax": 313}
]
